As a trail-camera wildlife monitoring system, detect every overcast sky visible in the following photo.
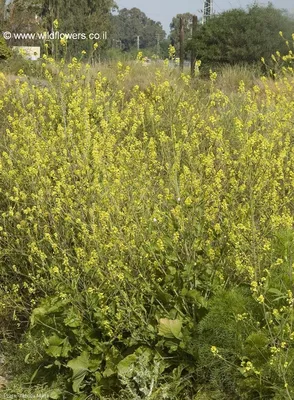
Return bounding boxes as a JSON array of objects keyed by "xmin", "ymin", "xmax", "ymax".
[{"xmin": 115, "ymin": 0, "xmax": 294, "ymax": 35}]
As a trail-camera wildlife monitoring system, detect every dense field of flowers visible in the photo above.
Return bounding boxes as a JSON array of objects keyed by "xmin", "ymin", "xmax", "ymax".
[{"xmin": 0, "ymin": 51, "xmax": 294, "ymax": 399}]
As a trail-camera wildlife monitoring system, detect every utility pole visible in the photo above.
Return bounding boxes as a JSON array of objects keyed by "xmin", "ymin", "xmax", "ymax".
[
  {"xmin": 136, "ymin": 35, "xmax": 140, "ymax": 50},
  {"xmin": 203, "ymin": 0, "xmax": 213, "ymax": 24},
  {"xmin": 179, "ymin": 17, "xmax": 184, "ymax": 71},
  {"xmin": 190, "ymin": 15, "xmax": 198, "ymax": 77}
]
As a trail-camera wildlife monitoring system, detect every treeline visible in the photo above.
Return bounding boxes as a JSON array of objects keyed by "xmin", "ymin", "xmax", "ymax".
[
  {"xmin": 0, "ymin": 0, "xmax": 168, "ymax": 59},
  {"xmin": 2, "ymin": 0, "xmax": 116, "ymax": 56},
  {"xmin": 0, "ymin": 1, "xmax": 294, "ymax": 65}
]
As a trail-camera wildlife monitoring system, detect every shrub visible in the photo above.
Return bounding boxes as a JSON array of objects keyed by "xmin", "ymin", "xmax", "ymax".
[
  {"xmin": 192, "ymin": 4, "xmax": 294, "ymax": 66},
  {"xmin": 0, "ymin": 36, "xmax": 12, "ymax": 60}
]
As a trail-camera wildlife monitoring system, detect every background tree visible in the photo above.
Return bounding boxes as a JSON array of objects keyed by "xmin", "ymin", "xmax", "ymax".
[
  {"xmin": 0, "ymin": 0, "xmax": 5, "ymax": 27},
  {"xmin": 0, "ymin": 0, "xmax": 11, "ymax": 60},
  {"xmin": 111, "ymin": 8, "xmax": 165, "ymax": 52},
  {"xmin": 169, "ymin": 12, "xmax": 194, "ymax": 58},
  {"xmin": 7, "ymin": 0, "xmax": 42, "ymax": 39},
  {"xmin": 6, "ymin": 0, "xmax": 116, "ymax": 55},
  {"xmin": 193, "ymin": 4, "xmax": 294, "ymax": 66}
]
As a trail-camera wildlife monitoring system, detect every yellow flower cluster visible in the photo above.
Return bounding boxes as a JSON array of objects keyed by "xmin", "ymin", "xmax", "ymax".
[{"xmin": 1, "ymin": 50, "xmax": 294, "ymax": 386}]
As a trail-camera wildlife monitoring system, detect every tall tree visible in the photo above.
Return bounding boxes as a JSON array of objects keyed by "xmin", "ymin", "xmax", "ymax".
[
  {"xmin": 8, "ymin": 0, "xmax": 116, "ymax": 32},
  {"xmin": 0, "ymin": 0, "xmax": 5, "ymax": 27},
  {"xmin": 0, "ymin": 0, "xmax": 11, "ymax": 60},
  {"xmin": 192, "ymin": 4, "xmax": 294, "ymax": 66},
  {"xmin": 7, "ymin": 0, "xmax": 42, "ymax": 34},
  {"xmin": 7, "ymin": 0, "xmax": 116, "ymax": 53},
  {"xmin": 112, "ymin": 8, "xmax": 165, "ymax": 51},
  {"xmin": 169, "ymin": 12, "xmax": 194, "ymax": 57}
]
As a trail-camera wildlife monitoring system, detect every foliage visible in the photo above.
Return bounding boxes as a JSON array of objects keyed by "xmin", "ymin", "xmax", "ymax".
[
  {"xmin": 193, "ymin": 4, "xmax": 294, "ymax": 66},
  {"xmin": 169, "ymin": 12, "xmax": 194, "ymax": 59},
  {"xmin": 0, "ymin": 50, "xmax": 44, "ymax": 75},
  {"xmin": 6, "ymin": 0, "xmax": 116, "ymax": 57},
  {"xmin": 6, "ymin": 0, "xmax": 43, "ymax": 41},
  {"xmin": 0, "ymin": 36, "xmax": 12, "ymax": 60},
  {"xmin": 0, "ymin": 0, "xmax": 5, "ymax": 26},
  {"xmin": 1, "ymin": 42, "xmax": 294, "ymax": 399},
  {"xmin": 111, "ymin": 8, "xmax": 166, "ymax": 53}
]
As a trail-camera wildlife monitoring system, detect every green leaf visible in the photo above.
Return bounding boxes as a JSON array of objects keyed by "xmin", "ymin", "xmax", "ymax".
[
  {"xmin": 72, "ymin": 371, "xmax": 87, "ymax": 394},
  {"xmin": 88, "ymin": 356, "xmax": 102, "ymax": 372},
  {"xmin": 24, "ymin": 353, "xmax": 30, "ymax": 364},
  {"xmin": 168, "ymin": 266, "xmax": 177, "ymax": 275},
  {"xmin": 181, "ymin": 288, "xmax": 207, "ymax": 307},
  {"xmin": 30, "ymin": 364, "xmax": 42, "ymax": 384},
  {"xmin": 61, "ymin": 337, "xmax": 72, "ymax": 357},
  {"xmin": 158, "ymin": 318, "xmax": 183, "ymax": 339},
  {"xmin": 268, "ymin": 288, "xmax": 284, "ymax": 296},
  {"xmin": 117, "ymin": 353, "xmax": 137, "ymax": 377},
  {"xmin": 162, "ymin": 340, "xmax": 179, "ymax": 351},
  {"xmin": 48, "ymin": 334, "xmax": 64, "ymax": 346},
  {"xmin": 103, "ymin": 366, "xmax": 116, "ymax": 378},
  {"xmin": 46, "ymin": 345, "xmax": 62, "ymax": 358},
  {"xmin": 44, "ymin": 334, "xmax": 71, "ymax": 358},
  {"xmin": 67, "ymin": 352, "xmax": 89, "ymax": 393},
  {"xmin": 30, "ymin": 306, "xmax": 47, "ymax": 326},
  {"xmin": 64, "ymin": 308, "xmax": 81, "ymax": 328},
  {"xmin": 92, "ymin": 385, "xmax": 102, "ymax": 396},
  {"xmin": 45, "ymin": 334, "xmax": 65, "ymax": 358},
  {"xmin": 49, "ymin": 388, "xmax": 63, "ymax": 399}
]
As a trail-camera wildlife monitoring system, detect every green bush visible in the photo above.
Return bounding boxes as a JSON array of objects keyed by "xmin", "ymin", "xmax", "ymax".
[
  {"xmin": 191, "ymin": 4, "xmax": 294, "ymax": 66},
  {"xmin": 0, "ymin": 36, "xmax": 12, "ymax": 60},
  {"xmin": 0, "ymin": 52, "xmax": 44, "ymax": 77}
]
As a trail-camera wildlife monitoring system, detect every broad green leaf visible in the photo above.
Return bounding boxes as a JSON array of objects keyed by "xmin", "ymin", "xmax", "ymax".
[
  {"xmin": 64, "ymin": 308, "xmax": 81, "ymax": 328},
  {"xmin": 94, "ymin": 371, "xmax": 102, "ymax": 382},
  {"xmin": 46, "ymin": 345, "xmax": 62, "ymax": 358},
  {"xmin": 103, "ymin": 366, "xmax": 116, "ymax": 377},
  {"xmin": 67, "ymin": 352, "xmax": 89, "ymax": 376},
  {"xmin": 48, "ymin": 334, "xmax": 64, "ymax": 347},
  {"xmin": 92, "ymin": 385, "xmax": 102, "ymax": 396},
  {"xmin": 30, "ymin": 307, "xmax": 47, "ymax": 326},
  {"xmin": 61, "ymin": 337, "xmax": 72, "ymax": 357},
  {"xmin": 45, "ymin": 335, "xmax": 71, "ymax": 358},
  {"xmin": 88, "ymin": 356, "xmax": 102, "ymax": 372},
  {"xmin": 117, "ymin": 353, "xmax": 137, "ymax": 377},
  {"xmin": 49, "ymin": 388, "xmax": 63, "ymax": 399},
  {"xmin": 158, "ymin": 318, "xmax": 182, "ymax": 339},
  {"xmin": 162, "ymin": 340, "xmax": 179, "ymax": 352},
  {"xmin": 67, "ymin": 352, "xmax": 89, "ymax": 393},
  {"xmin": 72, "ymin": 370, "xmax": 87, "ymax": 393}
]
